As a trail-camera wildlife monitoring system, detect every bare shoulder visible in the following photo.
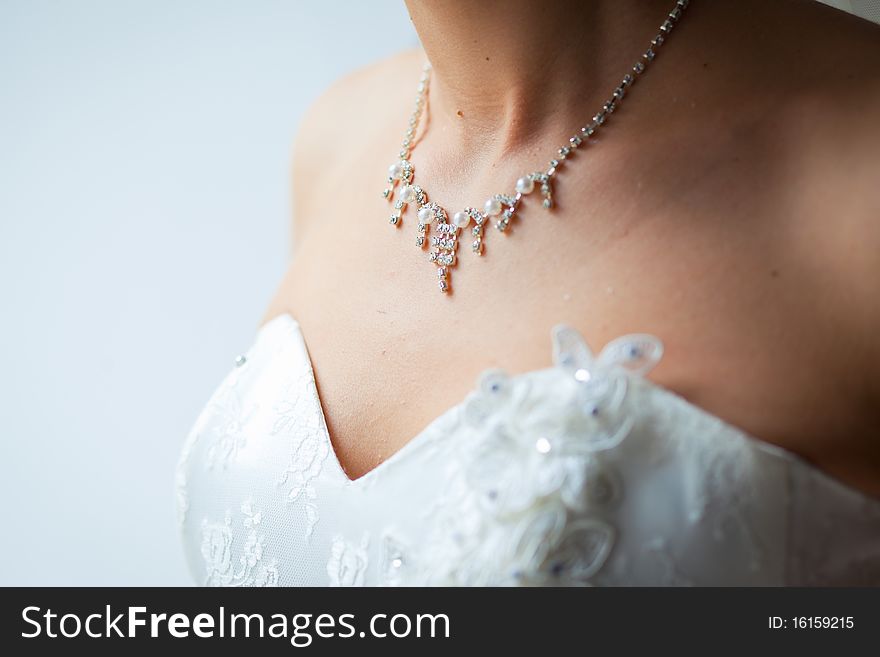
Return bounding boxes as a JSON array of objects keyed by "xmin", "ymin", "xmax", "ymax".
[
  {"xmin": 750, "ymin": 2, "xmax": 880, "ymax": 417},
  {"xmin": 697, "ymin": 3, "xmax": 880, "ymax": 329},
  {"xmin": 771, "ymin": 4, "xmax": 880, "ymax": 380},
  {"xmin": 290, "ymin": 48, "xmax": 425, "ymax": 242},
  {"xmin": 260, "ymin": 49, "xmax": 423, "ymax": 327},
  {"xmin": 659, "ymin": 1, "xmax": 880, "ymax": 427}
]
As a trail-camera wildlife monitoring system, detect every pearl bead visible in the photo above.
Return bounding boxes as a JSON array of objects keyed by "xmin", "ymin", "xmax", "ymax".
[
  {"xmin": 484, "ymin": 198, "xmax": 502, "ymax": 216},
  {"xmin": 400, "ymin": 185, "xmax": 416, "ymax": 204},
  {"xmin": 515, "ymin": 176, "xmax": 534, "ymax": 194},
  {"xmin": 574, "ymin": 368, "xmax": 591, "ymax": 382},
  {"xmin": 417, "ymin": 207, "xmax": 433, "ymax": 224},
  {"xmin": 388, "ymin": 161, "xmax": 405, "ymax": 180},
  {"xmin": 452, "ymin": 211, "xmax": 470, "ymax": 228}
]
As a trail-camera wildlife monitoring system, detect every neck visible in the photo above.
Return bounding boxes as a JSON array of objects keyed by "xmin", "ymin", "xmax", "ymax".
[{"xmin": 403, "ymin": 0, "xmax": 677, "ymax": 153}]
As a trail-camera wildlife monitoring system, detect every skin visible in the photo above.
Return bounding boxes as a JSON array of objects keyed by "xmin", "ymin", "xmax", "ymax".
[{"xmin": 261, "ymin": 0, "xmax": 880, "ymax": 493}]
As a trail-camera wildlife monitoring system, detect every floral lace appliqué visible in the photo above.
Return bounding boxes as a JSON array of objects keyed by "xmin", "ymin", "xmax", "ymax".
[
  {"xmin": 272, "ymin": 369, "xmax": 331, "ymax": 541},
  {"xmin": 204, "ymin": 368, "xmax": 260, "ymax": 470},
  {"xmin": 399, "ymin": 323, "xmax": 662, "ymax": 586},
  {"xmin": 381, "ymin": 533, "xmax": 409, "ymax": 586},
  {"xmin": 200, "ymin": 500, "xmax": 279, "ymax": 587},
  {"xmin": 177, "ymin": 354, "xmax": 257, "ymax": 528},
  {"xmin": 327, "ymin": 533, "xmax": 370, "ymax": 586}
]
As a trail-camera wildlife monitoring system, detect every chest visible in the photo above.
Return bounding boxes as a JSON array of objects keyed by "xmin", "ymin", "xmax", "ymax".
[{"xmin": 276, "ymin": 148, "xmax": 854, "ymax": 481}]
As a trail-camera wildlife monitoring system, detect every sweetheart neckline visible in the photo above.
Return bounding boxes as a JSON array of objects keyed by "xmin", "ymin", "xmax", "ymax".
[
  {"xmin": 256, "ymin": 311, "xmax": 880, "ymax": 504},
  {"xmin": 260, "ymin": 312, "xmax": 559, "ymax": 486}
]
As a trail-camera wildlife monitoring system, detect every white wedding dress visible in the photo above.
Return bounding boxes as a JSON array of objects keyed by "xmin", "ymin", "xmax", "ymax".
[
  {"xmin": 177, "ymin": 313, "xmax": 880, "ymax": 586},
  {"xmin": 176, "ymin": 1, "xmax": 880, "ymax": 589}
]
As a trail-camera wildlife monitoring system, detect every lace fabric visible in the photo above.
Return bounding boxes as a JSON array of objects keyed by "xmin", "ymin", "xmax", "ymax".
[{"xmin": 176, "ymin": 312, "xmax": 880, "ymax": 586}]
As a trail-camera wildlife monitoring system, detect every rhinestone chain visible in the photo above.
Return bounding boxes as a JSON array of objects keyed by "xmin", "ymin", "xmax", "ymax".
[{"xmin": 383, "ymin": 0, "xmax": 691, "ymax": 293}]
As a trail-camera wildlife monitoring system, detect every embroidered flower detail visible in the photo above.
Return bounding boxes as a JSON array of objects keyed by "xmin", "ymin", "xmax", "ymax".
[
  {"xmin": 272, "ymin": 370, "xmax": 331, "ymax": 540},
  {"xmin": 542, "ymin": 518, "xmax": 616, "ymax": 583},
  {"xmin": 204, "ymin": 379, "xmax": 259, "ymax": 470},
  {"xmin": 241, "ymin": 499, "xmax": 262, "ymax": 529},
  {"xmin": 277, "ymin": 429, "xmax": 329, "ymax": 501},
  {"xmin": 402, "ymin": 323, "xmax": 662, "ymax": 586},
  {"xmin": 552, "ymin": 325, "xmax": 663, "ymax": 452},
  {"xmin": 200, "ymin": 502, "xmax": 279, "ymax": 587},
  {"xmin": 460, "ymin": 367, "xmax": 518, "ymax": 429},
  {"xmin": 327, "ymin": 533, "xmax": 370, "ymax": 587},
  {"xmin": 381, "ymin": 534, "xmax": 409, "ymax": 587},
  {"xmin": 201, "ymin": 512, "xmax": 234, "ymax": 584}
]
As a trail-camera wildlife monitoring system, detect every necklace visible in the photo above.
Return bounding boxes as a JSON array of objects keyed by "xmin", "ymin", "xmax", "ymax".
[{"xmin": 383, "ymin": 0, "xmax": 690, "ymax": 294}]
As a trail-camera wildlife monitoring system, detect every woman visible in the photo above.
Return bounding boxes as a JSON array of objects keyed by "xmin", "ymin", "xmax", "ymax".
[{"xmin": 178, "ymin": 0, "xmax": 880, "ymax": 586}]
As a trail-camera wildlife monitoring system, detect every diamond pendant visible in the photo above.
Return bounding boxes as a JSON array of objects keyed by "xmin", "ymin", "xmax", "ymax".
[
  {"xmin": 385, "ymin": 160, "xmax": 551, "ymax": 294},
  {"xmin": 380, "ymin": 0, "xmax": 690, "ymax": 293}
]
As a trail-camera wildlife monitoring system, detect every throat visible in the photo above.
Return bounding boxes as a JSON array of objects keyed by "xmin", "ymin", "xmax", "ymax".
[{"xmin": 404, "ymin": 0, "xmax": 678, "ymax": 145}]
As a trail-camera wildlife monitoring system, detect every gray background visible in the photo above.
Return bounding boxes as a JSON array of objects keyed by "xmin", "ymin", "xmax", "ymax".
[{"xmin": 0, "ymin": 0, "xmax": 415, "ymax": 586}]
